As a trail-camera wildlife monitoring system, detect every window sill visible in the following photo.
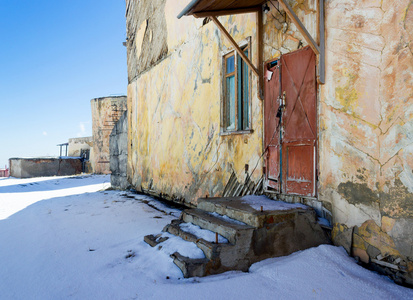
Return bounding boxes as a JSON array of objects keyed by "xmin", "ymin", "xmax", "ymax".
[{"xmin": 219, "ymin": 129, "xmax": 254, "ymax": 136}]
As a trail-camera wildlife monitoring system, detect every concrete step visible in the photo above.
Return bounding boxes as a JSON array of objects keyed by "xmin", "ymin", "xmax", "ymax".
[
  {"xmin": 144, "ymin": 197, "xmax": 330, "ymax": 278},
  {"xmin": 182, "ymin": 208, "xmax": 254, "ymax": 245},
  {"xmin": 143, "ymin": 233, "xmax": 169, "ymax": 247},
  {"xmin": 163, "ymin": 219, "xmax": 233, "ymax": 260},
  {"xmin": 164, "ymin": 218, "xmax": 253, "ymax": 274},
  {"xmin": 170, "ymin": 252, "xmax": 211, "ymax": 278},
  {"xmin": 197, "ymin": 196, "xmax": 309, "ymax": 227},
  {"xmin": 171, "ymin": 250, "xmax": 249, "ymax": 278}
]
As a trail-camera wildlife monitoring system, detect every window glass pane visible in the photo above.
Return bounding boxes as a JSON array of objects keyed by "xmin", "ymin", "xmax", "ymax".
[
  {"xmin": 242, "ymin": 51, "xmax": 249, "ymax": 129},
  {"xmin": 236, "ymin": 48, "xmax": 249, "ymax": 130},
  {"xmin": 226, "ymin": 55, "xmax": 235, "ymax": 74},
  {"xmin": 237, "ymin": 54, "xmax": 242, "ymax": 130},
  {"xmin": 226, "ymin": 75, "xmax": 236, "ymax": 130}
]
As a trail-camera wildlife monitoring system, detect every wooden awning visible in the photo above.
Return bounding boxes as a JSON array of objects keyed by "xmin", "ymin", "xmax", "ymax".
[
  {"xmin": 178, "ymin": 0, "xmax": 267, "ymax": 19},
  {"xmin": 178, "ymin": 0, "xmax": 325, "ymax": 84}
]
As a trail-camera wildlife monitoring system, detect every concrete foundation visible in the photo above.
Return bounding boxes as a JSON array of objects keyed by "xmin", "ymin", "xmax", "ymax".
[{"xmin": 110, "ymin": 111, "xmax": 129, "ymax": 189}]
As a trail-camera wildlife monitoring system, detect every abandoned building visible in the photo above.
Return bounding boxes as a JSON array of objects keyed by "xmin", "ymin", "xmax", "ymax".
[
  {"xmin": 124, "ymin": 0, "xmax": 413, "ymax": 283},
  {"xmin": 68, "ymin": 137, "xmax": 93, "ymax": 173},
  {"xmin": 68, "ymin": 136, "xmax": 92, "ymax": 158},
  {"xmin": 7, "ymin": 96, "xmax": 126, "ymax": 178},
  {"xmin": 91, "ymin": 96, "xmax": 127, "ymax": 174}
]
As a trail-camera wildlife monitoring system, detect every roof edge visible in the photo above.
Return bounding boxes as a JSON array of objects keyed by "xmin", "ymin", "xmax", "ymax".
[{"xmin": 177, "ymin": 0, "xmax": 202, "ymax": 19}]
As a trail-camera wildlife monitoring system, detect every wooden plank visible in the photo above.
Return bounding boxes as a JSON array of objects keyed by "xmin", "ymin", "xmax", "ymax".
[
  {"xmin": 223, "ymin": 172, "xmax": 236, "ymax": 196},
  {"xmin": 252, "ymin": 177, "xmax": 263, "ymax": 194},
  {"xmin": 211, "ymin": 16, "xmax": 259, "ymax": 77},
  {"xmin": 193, "ymin": 6, "xmax": 261, "ymax": 18},
  {"xmin": 277, "ymin": 0, "xmax": 320, "ymax": 55},
  {"xmin": 240, "ymin": 175, "xmax": 251, "ymax": 196},
  {"xmin": 224, "ymin": 172, "xmax": 238, "ymax": 197},
  {"xmin": 371, "ymin": 259, "xmax": 401, "ymax": 271},
  {"xmin": 232, "ymin": 181, "xmax": 243, "ymax": 197}
]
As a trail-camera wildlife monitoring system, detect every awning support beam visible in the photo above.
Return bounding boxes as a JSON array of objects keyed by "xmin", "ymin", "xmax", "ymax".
[
  {"xmin": 211, "ymin": 16, "xmax": 259, "ymax": 78},
  {"xmin": 277, "ymin": 0, "xmax": 325, "ymax": 83},
  {"xmin": 277, "ymin": 0, "xmax": 319, "ymax": 54},
  {"xmin": 193, "ymin": 6, "xmax": 262, "ymax": 18}
]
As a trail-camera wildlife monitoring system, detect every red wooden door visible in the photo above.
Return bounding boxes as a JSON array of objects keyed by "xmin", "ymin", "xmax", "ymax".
[
  {"xmin": 265, "ymin": 46, "xmax": 317, "ymax": 197},
  {"xmin": 264, "ymin": 60, "xmax": 281, "ymax": 192}
]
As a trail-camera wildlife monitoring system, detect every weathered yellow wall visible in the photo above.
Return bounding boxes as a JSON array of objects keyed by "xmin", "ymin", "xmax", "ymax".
[
  {"xmin": 126, "ymin": 1, "xmax": 263, "ymax": 206},
  {"xmin": 91, "ymin": 96, "xmax": 127, "ymax": 174}
]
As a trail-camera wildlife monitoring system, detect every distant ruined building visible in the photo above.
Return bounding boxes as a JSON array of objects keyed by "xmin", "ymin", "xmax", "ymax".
[
  {"xmin": 8, "ymin": 96, "xmax": 127, "ymax": 178},
  {"xmin": 0, "ymin": 165, "xmax": 9, "ymax": 177},
  {"xmin": 91, "ymin": 96, "xmax": 127, "ymax": 175}
]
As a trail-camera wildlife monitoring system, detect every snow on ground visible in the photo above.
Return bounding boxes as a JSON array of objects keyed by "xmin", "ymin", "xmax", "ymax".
[
  {"xmin": 179, "ymin": 222, "xmax": 228, "ymax": 244},
  {"xmin": 241, "ymin": 195, "xmax": 308, "ymax": 211},
  {"xmin": 209, "ymin": 212, "xmax": 247, "ymax": 225},
  {"xmin": 0, "ymin": 175, "xmax": 111, "ymax": 220},
  {"xmin": 0, "ymin": 175, "xmax": 412, "ymax": 299}
]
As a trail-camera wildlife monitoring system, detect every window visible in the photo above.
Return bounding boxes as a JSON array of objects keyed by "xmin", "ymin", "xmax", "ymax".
[{"xmin": 222, "ymin": 42, "xmax": 251, "ymax": 133}]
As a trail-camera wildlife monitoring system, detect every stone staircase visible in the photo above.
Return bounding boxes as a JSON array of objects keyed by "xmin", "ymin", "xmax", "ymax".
[{"xmin": 144, "ymin": 196, "xmax": 330, "ymax": 277}]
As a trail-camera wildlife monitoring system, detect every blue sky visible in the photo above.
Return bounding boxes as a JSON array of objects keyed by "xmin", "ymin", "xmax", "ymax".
[{"xmin": 0, "ymin": 0, "xmax": 127, "ymax": 167}]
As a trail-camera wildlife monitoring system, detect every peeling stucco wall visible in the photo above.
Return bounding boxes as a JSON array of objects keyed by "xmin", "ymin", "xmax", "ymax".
[{"xmin": 91, "ymin": 96, "xmax": 127, "ymax": 174}]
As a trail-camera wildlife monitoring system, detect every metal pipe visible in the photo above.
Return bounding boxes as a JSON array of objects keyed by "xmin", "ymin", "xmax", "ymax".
[
  {"xmin": 319, "ymin": 0, "xmax": 325, "ymax": 84},
  {"xmin": 177, "ymin": 0, "xmax": 203, "ymax": 19}
]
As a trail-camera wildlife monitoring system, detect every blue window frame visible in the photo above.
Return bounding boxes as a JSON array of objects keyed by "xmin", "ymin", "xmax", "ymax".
[{"xmin": 223, "ymin": 44, "xmax": 250, "ymax": 132}]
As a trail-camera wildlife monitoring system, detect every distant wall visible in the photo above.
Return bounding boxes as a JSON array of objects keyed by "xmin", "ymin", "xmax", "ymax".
[
  {"xmin": 0, "ymin": 168, "xmax": 9, "ymax": 177},
  {"xmin": 110, "ymin": 111, "xmax": 129, "ymax": 189},
  {"xmin": 9, "ymin": 158, "xmax": 82, "ymax": 178},
  {"xmin": 68, "ymin": 136, "xmax": 93, "ymax": 157},
  {"xmin": 91, "ymin": 96, "xmax": 127, "ymax": 174}
]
